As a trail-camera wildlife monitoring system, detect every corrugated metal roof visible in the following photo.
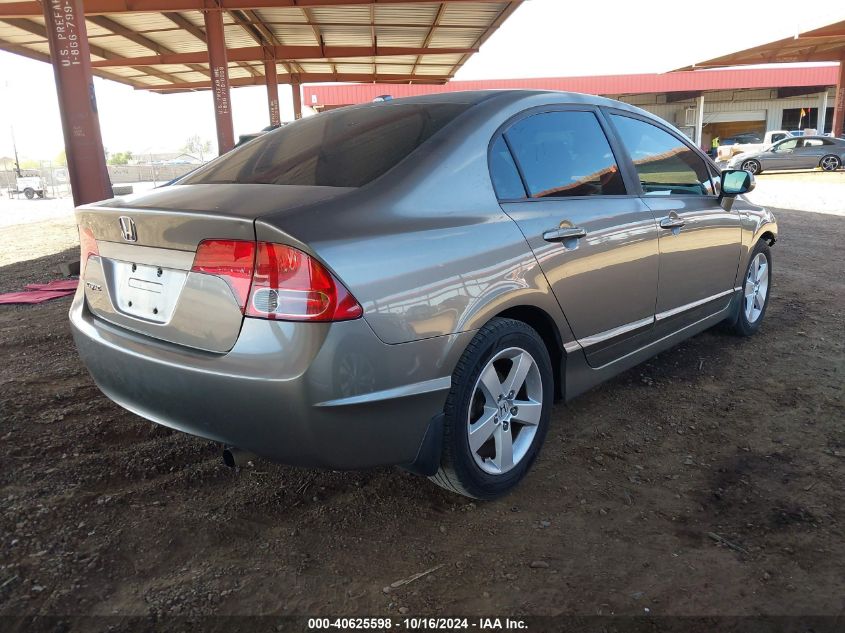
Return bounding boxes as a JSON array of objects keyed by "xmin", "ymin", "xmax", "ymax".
[
  {"xmin": 304, "ymin": 66, "xmax": 842, "ymax": 106},
  {"xmin": 0, "ymin": 0, "xmax": 522, "ymax": 91},
  {"xmin": 676, "ymin": 20, "xmax": 845, "ymax": 69}
]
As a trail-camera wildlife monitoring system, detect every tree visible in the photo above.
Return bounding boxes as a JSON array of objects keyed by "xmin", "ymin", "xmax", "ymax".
[
  {"xmin": 108, "ymin": 151, "xmax": 133, "ymax": 166},
  {"xmin": 183, "ymin": 135, "xmax": 211, "ymax": 162}
]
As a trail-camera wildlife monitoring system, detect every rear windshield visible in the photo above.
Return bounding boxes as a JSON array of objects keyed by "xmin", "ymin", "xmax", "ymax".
[{"xmin": 182, "ymin": 103, "xmax": 470, "ymax": 188}]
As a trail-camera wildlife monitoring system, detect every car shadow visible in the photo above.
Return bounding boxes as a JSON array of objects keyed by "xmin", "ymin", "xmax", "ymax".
[{"xmin": 0, "ymin": 246, "xmax": 79, "ymax": 294}]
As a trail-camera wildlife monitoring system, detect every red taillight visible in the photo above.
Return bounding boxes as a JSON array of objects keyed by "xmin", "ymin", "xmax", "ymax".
[
  {"xmin": 191, "ymin": 239, "xmax": 256, "ymax": 311},
  {"xmin": 190, "ymin": 240, "xmax": 362, "ymax": 322},
  {"xmin": 79, "ymin": 227, "xmax": 99, "ymax": 273},
  {"xmin": 246, "ymin": 243, "xmax": 363, "ymax": 322}
]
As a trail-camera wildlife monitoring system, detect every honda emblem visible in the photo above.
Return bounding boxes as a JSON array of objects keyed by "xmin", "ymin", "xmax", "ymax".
[{"xmin": 118, "ymin": 216, "xmax": 137, "ymax": 242}]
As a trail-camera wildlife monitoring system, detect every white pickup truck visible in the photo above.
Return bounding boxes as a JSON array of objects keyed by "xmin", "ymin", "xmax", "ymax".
[{"xmin": 717, "ymin": 130, "xmax": 794, "ymax": 162}]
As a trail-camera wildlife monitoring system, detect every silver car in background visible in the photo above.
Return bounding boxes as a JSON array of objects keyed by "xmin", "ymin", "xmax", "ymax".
[
  {"xmin": 728, "ymin": 134, "xmax": 845, "ymax": 174},
  {"xmin": 70, "ymin": 91, "xmax": 777, "ymax": 499}
]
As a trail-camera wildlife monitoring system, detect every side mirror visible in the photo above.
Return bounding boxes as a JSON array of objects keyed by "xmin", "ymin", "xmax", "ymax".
[
  {"xmin": 719, "ymin": 169, "xmax": 755, "ymax": 211},
  {"xmin": 721, "ymin": 169, "xmax": 755, "ymax": 197}
]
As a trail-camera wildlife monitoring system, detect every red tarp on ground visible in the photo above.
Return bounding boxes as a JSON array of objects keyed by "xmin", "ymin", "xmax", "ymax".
[
  {"xmin": 24, "ymin": 280, "xmax": 80, "ymax": 292},
  {"xmin": 0, "ymin": 279, "xmax": 78, "ymax": 305}
]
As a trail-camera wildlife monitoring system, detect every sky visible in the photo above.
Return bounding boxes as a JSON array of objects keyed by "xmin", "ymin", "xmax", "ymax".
[{"xmin": 1, "ymin": 0, "xmax": 844, "ymax": 161}]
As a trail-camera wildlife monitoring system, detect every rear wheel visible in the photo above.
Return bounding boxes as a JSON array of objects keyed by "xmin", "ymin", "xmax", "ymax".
[
  {"xmin": 728, "ymin": 240, "xmax": 772, "ymax": 337},
  {"xmin": 741, "ymin": 159, "xmax": 762, "ymax": 175},
  {"xmin": 430, "ymin": 317, "xmax": 553, "ymax": 499},
  {"xmin": 820, "ymin": 155, "xmax": 841, "ymax": 172}
]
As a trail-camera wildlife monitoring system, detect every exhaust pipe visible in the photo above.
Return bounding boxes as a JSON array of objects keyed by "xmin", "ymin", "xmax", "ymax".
[{"xmin": 222, "ymin": 445, "xmax": 256, "ymax": 468}]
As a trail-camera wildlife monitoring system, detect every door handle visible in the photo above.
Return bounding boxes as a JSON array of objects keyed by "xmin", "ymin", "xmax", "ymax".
[
  {"xmin": 659, "ymin": 216, "xmax": 685, "ymax": 230},
  {"xmin": 543, "ymin": 227, "xmax": 587, "ymax": 242}
]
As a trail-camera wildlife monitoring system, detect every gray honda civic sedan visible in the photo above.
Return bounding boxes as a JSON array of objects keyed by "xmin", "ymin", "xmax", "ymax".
[{"xmin": 70, "ymin": 90, "xmax": 777, "ymax": 499}]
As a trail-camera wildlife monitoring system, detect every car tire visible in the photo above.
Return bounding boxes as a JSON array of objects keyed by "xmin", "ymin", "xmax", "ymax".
[
  {"xmin": 430, "ymin": 317, "xmax": 553, "ymax": 500},
  {"xmin": 727, "ymin": 240, "xmax": 772, "ymax": 337},
  {"xmin": 741, "ymin": 159, "xmax": 762, "ymax": 175},
  {"xmin": 23, "ymin": 187, "xmax": 34, "ymax": 199},
  {"xmin": 819, "ymin": 155, "xmax": 841, "ymax": 172}
]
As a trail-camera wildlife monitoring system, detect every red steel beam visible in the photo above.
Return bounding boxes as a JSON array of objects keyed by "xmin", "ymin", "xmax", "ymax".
[
  {"xmin": 833, "ymin": 60, "xmax": 845, "ymax": 137},
  {"xmin": 162, "ymin": 11, "xmax": 259, "ymax": 79},
  {"xmin": 1, "ymin": 0, "xmax": 506, "ymax": 18},
  {"xmin": 203, "ymin": 9, "xmax": 234, "ymax": 154},
  {"xmin": 0, "ymin": 37, "xmax": 141, "ymax": 87},
  {"xmin": 89, "ymin": 45, "xmax": 476, "ymax": 67},
  {"xmin": 1, "ymin": 17, "xmax": 185, "ymax": 83},
  {"xmin": 264, "ymin": 56, "xmax": 280, "ymax": 127},
  {"xmin": 42, "ymin": 0, "xmax": 112, "ymax": 205},
  {"xmin": 138, "ymin": 73, "xmax": 449, "ymax": 91}
]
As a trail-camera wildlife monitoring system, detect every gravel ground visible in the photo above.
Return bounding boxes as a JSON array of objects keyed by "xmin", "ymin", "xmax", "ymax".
[
  {"xmin": 0, "ymin": 175, "xmax": 843, "ymax": 625},
  {"xmin": 746, "ymin": 170, "xmax": 845, "ymax": 216}
]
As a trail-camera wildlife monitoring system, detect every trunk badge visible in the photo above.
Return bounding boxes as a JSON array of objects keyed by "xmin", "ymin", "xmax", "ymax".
[{"xmin": 119, "ymin": 216, "xmax": 137, "ymax": 243}]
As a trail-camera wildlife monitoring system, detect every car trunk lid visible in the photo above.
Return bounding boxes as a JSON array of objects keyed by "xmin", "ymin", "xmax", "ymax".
[{"xmin": 77, "ymin": 183, "xmax": 352, "ymax": 353}]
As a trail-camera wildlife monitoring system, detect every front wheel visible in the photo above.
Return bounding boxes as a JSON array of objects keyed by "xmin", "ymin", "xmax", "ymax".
[
  {"xmin": 820, "ymin": 155, "xmax": 841, "ymax": 172},
  {"xmin": 741, "ymin": 159, "xmax": 762, "ymax": 175},
  {"xmin": 728, "ymin": 240, "xmax": 772, "ymax": 337},
  {"xmin": 430, "ymin": 317, "xmax": 553, "ymax": 499}
]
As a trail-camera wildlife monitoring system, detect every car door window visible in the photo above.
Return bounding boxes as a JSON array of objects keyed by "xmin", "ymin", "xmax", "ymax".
[
  {"xmin": 802, "ymin": 138, "xmax": 825, "ymax": 147},
  {"xmin": 773, "ymin": 138, "xmax": 799, "ymax": 152},
  {"xmin": 610, "ymin": 114, "xmax": 714, "ymax": 196},
  {"xmin": 489, "ymin": 136, "xmax": 526, "ymax": 199},
  {"xmin": 504, "ymin": 111, "xmax": 626, "ymax": 198}
]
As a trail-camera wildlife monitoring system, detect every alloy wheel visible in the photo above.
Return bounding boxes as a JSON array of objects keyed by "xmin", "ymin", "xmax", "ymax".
[
  {"xmin": 820, "ymin": 156, "xmax": 840, "ymax": 171},
  {"xmin": 744, "ymin": 252, "xmax": 769, "ymax": 324},
  {"xmin": 467, "ymin": 347, "xmax": 543, "ymax": 475},
  {"xmin": 742, "ymin": 160, "xmax": 760, "ymax": 175}
]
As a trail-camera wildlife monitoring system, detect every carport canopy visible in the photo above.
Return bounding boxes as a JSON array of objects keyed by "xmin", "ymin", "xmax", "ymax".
[
  {"xmin": 674, "ymin": 19, "xmax": 845, "ymax": 137},
  {"xmin": 0, "ymin": 0, "xmax": 523, "ymax": 204}
]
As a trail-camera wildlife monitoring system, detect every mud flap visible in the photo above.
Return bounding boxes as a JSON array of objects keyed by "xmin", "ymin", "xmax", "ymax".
[{"xmin": 401, "ymin": 412, "xmax": 444, "ymax": 477}]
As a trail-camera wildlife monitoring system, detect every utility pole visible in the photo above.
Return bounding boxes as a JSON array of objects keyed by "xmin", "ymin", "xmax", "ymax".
[{"xmin": 11, "ymin": 126, "xmax": 22, "ymax": 177}]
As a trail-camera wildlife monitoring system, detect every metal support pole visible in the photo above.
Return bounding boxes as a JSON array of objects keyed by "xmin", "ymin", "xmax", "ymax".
[
  {"xmin": 203, "ymin": 9, "xmax": 234, "ymax": 154},
  {"xmin": 42, "ymin": 0, "xmax": 112, "ymax": 205},
  {"xmin": 695, "ymin": 94, "xmax": 705, "ymax": 149},
  {"xmin": 832, "ymin": 60, "xmax": 844, "ymax": 138},
  {"xmin": 264, "ymin": 56, "xmax": 280, "ymax": 127},
  {"xmin": 818, "ymin": 90, "xmax": 828, "ymax": 134},
  {"xmin": 291, "ymin": 76, "xmax": 303, "ymax": 121}
]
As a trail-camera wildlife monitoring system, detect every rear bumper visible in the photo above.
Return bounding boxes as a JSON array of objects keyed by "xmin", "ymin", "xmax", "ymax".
[{"xmin": 69, "ymin": 288, "xmax": 471, "ymax": 470}]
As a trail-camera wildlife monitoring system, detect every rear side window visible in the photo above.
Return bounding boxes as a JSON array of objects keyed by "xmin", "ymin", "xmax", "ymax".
[
  {"xmin": 489, "ymin": 137, "xmax": 526, "ymax": 199},
  {"xmin": 182, "ymin": 103, "xmax": 470, "ymax": 188},
  {"xmin": 504, "ymin": 111, "xmax": 626, "ymax": 198},
  {"xmin": 611, "ymin": 114, "xmax": 714, "ymax": 196}
]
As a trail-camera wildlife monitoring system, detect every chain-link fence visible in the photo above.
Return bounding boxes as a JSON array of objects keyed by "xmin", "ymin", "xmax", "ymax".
[
  {"xmin": 1, "ymin": 162, "xmax": 202, "ymax": 200},
  {"xmin": 1, "ymin": 161, "xmax": 71, "ymax": 199}
]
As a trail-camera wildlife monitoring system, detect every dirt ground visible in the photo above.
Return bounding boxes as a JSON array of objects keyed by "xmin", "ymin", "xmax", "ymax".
[{"xmin": 0, "ymin": 186, "xmax": 843, "ymax": 624}]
